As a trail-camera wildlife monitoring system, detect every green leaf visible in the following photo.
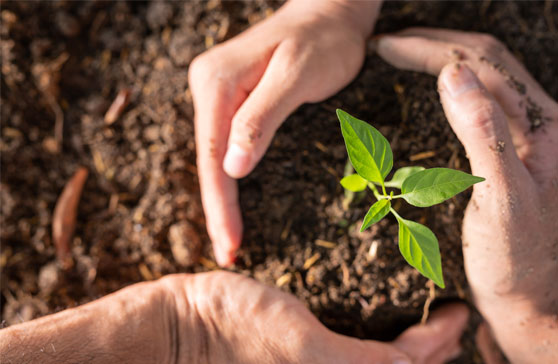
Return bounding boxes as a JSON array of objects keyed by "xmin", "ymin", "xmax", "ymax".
[
  {"xmin": 340, "ymin": 174, "xmax": 368, "ymax": 192},
  {"xmin": 337, "ymin": 109, "xmax": 393, "ymax": 184},
  {"xmin": 385, "ymin": 166, "xmax": 425, "ymax": 189},
  {"xmin": 400, "ymin": 168, "xmax": 485, "ymax": 207},
  {"xmin": 360, "ymin": 200, "xmax": 390, "ymax": 232},
  {"xmin": 396, "ymin": 217, "xmax": 445, "ymax": 288}
]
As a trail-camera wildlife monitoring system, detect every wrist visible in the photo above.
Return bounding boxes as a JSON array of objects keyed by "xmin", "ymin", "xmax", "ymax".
[
  {"xmin": 0, "ymin": 280, "xmax": 175, "ymax": 364},
  {"xmin": 286, "ymin": 0, "xmax": 382, "ymax": 38},
  {"xmin": 324, "ymin": 0, "xmax": 382, "ymax": 37}
]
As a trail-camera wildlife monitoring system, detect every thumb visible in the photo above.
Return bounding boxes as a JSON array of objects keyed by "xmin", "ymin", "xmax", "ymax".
[
  {"xmin": 392, "ymin": 303, "xmax": 469, "ymax": 364},
  {"xmin": 327, "ymin": 333, "xmax": 412, "ymax": 364},
  {"xmin": 438, "ymin": 63, "xmax": 531, "ymax": 189},
  {"xmin": 223, "ymin": 41, "xmax": 305, "ymax": 178}
]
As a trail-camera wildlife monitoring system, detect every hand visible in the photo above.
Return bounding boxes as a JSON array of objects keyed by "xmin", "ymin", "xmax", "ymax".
[
  {"xmin": 188, "ymin": 0, "xmax": 381, "ymax": 266},
  {"xmin": 1, "ymin": 271, "xmax": 469, "ymax": 364},
  {"xmin": 377, "ymin": 29, "xmax": 558, "ymax": 363},
  {"xmin": 168, "ymin": 271, "xmax": 468, "ymax": 364}
]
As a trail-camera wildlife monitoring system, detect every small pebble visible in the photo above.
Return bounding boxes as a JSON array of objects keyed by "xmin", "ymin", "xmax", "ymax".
[
  {"xmin": 38, "ymin": 262, "xmax": 60, "ymax": 295},
  {"xmin": 168, "ymin": 221, "xmax": 201, "ymax": 267}
]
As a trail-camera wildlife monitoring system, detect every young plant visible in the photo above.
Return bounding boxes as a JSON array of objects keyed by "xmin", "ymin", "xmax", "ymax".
[{"xmin": 336, "ymin": 109, "xmax": 484, "ymax": 288}]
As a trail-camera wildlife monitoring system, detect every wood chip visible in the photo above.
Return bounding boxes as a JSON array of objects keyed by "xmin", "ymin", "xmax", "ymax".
[
  {"xmin": 341, "ymin": 262, "xmax": 350, "ymax": 287},
  {"xmin": 315, "ymin": 239, "xmax": 336, "ymax": 249},
  {"xmin": 52, "ymin": 167, "xmax": 88, "ymax": 270},
  {"xmin": 367, "ymin": 240, "xmax": 379, "ymax": 261},
  {"xmin": 198, "ymin": 256, "xmax": 217, "ymax": 270},
  {"xmin": 324, "ymin": 165, "xmax": 338, "ymax": 178},
  {"xmin": 205, "ymin": 35, "xmax": 214, "ymax": 48},
  {"xmin": 92, "ymin": 149, "xmax": 105, "ymax": 173},
  {"xmin": 104, "ymin": 89, "xmax": 131, "ymax": 125},
  {"xmin": 314, "ymin": 141, "xmax": 328, "ymax": 153},
  {"xmin": 280, "ymin": 219, "xmax": 292, "ymax": 241},
  {"xmin": 387, "ymin": 276, "xmax": 399, "ymax": 289},
  {"xmin": 3, "ymin": 127, "xmax": 22, "ymax": 139},
  {"xmin": 138, "ymin": 263, "xmax": 154, "ymax": 281},
  {"xmin": 409, "ymin": 150, "xmax": 436, "ymax": 161},
  {"xmin": 275, "ymin": 272, "xmax": 292, "ymax": 287},
  {"xmin": 303, "ymin": 253, "xmax": 321, "ymax": 270}
]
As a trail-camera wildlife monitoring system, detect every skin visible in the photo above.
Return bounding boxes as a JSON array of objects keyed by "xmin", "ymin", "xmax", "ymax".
[
  {"xmin": 188, "ymin": 0, "xmax": 383, "ymax": 266},
  {"xmin": 376, "ymin": 29, "xmax": 558, "ymax": 363},
  {"xmin": 0, "ymin": 272, "xmax": 468, "ymax": 364}
]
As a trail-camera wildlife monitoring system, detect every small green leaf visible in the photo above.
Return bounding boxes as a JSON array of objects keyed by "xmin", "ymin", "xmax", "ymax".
[
  {"xmin": 385, "ymin": 166, "xmax": 425, "ymax": 189},
  {"xmin": 396, "ymin": 217, "xmax": 444, "ymax": 288},
  {"xmin": 337, "ymin": 109, "xmax": 393, "ymax": 184},
  {"xmin": 400, "ymin": 168, "xmax": 485, "ymax": 207},
  {"xmin": 340, "ymin": 174, "xmax": 368, "ymax": 192},
  {"xmin": 360, "ymin": 200, "xmax": 390, "ymax": 232}
]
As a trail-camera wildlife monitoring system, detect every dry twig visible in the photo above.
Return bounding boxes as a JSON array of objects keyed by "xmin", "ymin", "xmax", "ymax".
[{"xmin": 104, "ymin": 89, "xmax": 131, "ymax": 125}]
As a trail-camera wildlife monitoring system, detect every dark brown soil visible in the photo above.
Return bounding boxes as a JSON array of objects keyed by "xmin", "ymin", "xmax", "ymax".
[{"xmin": 1, "ymin": 1, "xmax": 556, "ymax": 363}]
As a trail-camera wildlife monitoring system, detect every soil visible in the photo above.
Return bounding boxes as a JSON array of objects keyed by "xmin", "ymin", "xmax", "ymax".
[{"xmin": 1, "ymin": 1, "xmax": 557, "ymax": 363}]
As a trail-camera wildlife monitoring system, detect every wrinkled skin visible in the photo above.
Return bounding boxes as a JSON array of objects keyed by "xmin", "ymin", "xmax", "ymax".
[
  {"xmin": 0, "ymin": 271, "xmax": 469, "ymax": 364},
  {"xmin": 188, "ymin": 0, "xmax": 381, "ymax": 266},
  {"xmin": 377, "ymin": 28, "xmax": 558, "ymax": 363}
]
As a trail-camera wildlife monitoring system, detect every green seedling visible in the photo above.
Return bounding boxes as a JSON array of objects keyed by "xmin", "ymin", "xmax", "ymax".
[{"xmin": 336, "ymin": 109, "xmax": 485, "ymax": 288}]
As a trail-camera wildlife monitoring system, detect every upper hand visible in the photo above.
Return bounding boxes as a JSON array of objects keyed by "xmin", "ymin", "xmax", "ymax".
[
  {"xmin": 377, "ymin": 28, "xmax": 558, "ymax": 363},
  {"xmin": 188, "ymin": 0, "xmax": 381, "ymax": 266}
]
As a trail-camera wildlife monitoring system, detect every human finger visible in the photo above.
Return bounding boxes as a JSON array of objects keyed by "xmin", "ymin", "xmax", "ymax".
[
  {"xmin": 392, "ymin": 303, "xmax": 469, "ymax": 364},
  {"xmin": 189, "ymin": 58, "xmax": 248, "ymax": 266},
  {"xmin": 376, "ymin": 34, "xmax": 534, "ymax": 130},
  {"xmin": 223, "ymin": 40, "xmax": 307, "ymax": 178},
  {"xmin": 437, "ymin": 63, "xmax": 534, "ymax": 193},
  {"xmin": 393, "ymin": 27, "xmax": 550, "ymax": 96},
  {"xmin": 188, "ymin": 24, "xmax": 282, "ymax": 265},
  {"xmin": 192, "ymin": 96, "xmax": 243, "ymax": 266}
]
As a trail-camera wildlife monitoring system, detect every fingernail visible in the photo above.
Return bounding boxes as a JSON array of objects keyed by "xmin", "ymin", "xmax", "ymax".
[
  {"xmin": 223, "ymin": 143, "xmax": 251, "ymax": 178},
  {"xmin": 442, "ymin": 63, "xmax": 480, "ymax": 98}
]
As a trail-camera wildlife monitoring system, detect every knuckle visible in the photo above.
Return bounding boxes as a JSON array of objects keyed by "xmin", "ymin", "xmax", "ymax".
[
  {"xmin": 158, "ymin": 273, "xmax": 190, "ymax": 288},
  {"xmin": 475, "ymin": 34, "xmax": 506, "ymax": 56},
  {"xmin": 206, "ymin": 270, "xmax": 236, "ymax": 282},
  {"xmin": 188, "ymin": 54, "xmax": 213, "ymax": 84},
  {"xmin": 188, "ymin": 50, "xmax": 226, "ymax": 87},
  {"xmin": 469, "ymin": 103, "xmax": 499, "ymax": 136},
  {"xmin": 275, "ymin": 38, "xmax": 311, "ymax": 81}
]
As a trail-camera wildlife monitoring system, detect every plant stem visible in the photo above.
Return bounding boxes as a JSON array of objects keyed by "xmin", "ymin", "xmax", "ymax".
[
  {"xmin": 389, "ymin": 207, "xmax": 402, "ymax": 220},
  {"xmin": 368, "ymin": 183, "xmax": 383, "ymax": 200}
]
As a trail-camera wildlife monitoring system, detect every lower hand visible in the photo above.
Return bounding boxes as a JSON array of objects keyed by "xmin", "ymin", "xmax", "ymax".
[
  {"xmin": 377, "ymin": 29, "xmax": 558, "ymax": 362},
  {"xmin": 167, "ymin": 271, "xmax": 468, "ymax": 364},
  {"xmin": 1, "ymin": 271, "xmax": 469, "ymax": 364}
]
